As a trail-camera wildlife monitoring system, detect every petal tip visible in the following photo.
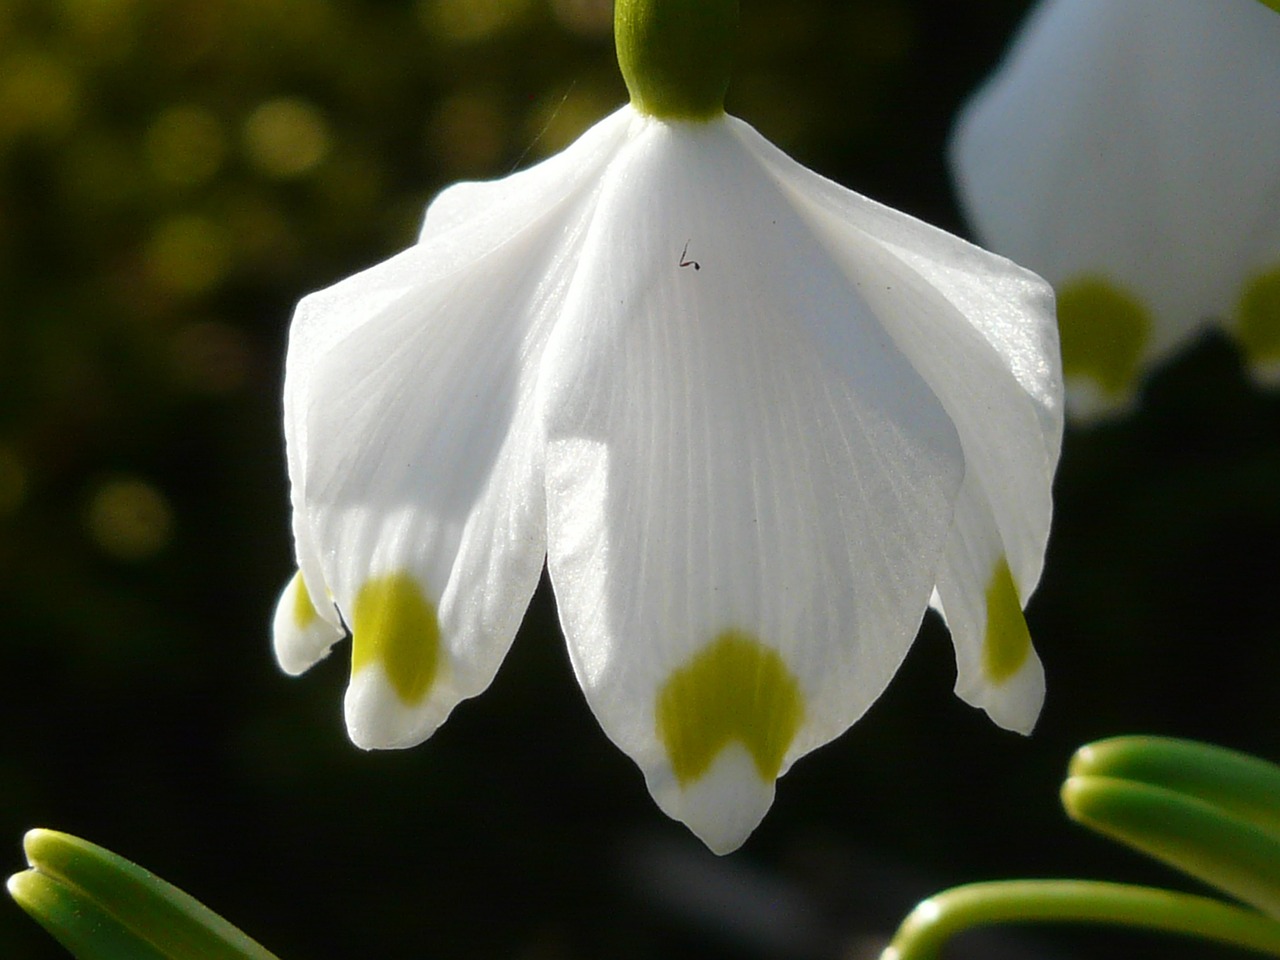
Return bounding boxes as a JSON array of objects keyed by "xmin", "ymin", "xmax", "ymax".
[
  {"xmin": 272, "ymin": 572, "xmax": 345, "ymax": 676},
  {"xmin": 650, "ymin": 747, "xmax": 778, "ymax": 856},
  {"xmin": 343, "ymin": 667, "xmax": 448, "ymax": 751}
]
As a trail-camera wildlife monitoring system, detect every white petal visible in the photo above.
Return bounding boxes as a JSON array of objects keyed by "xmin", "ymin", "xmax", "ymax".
[
  {"xmin": 738, "ymin": 116, "xmax": 1059, "ymax": 731},
  {"xmin": 284, "ymin": 109, "xmax": 631, "ymax": 749},
  {"xmin": 540, "ymin": 114, "xmax": 965, "ymax": 852},
  {"xmin": 932, "ymin": 485, "xmax": 1045, "ymax": 734},
  {"xmin": 271, "ymin": 571, "xmax": 346, "ymax": 676},
  {"xmin": 950, "ymin": 0, "xmax": 1280, "ymax": 411}
]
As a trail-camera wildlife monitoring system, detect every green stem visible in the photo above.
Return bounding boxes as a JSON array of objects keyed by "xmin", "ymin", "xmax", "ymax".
[
  {"xmin": 614, "ymin": 0, "xmax": 737, "ymax": 120},
  {"xmin": 882, "ymin": 880, "xmax": 1280, "ymax": 960}
]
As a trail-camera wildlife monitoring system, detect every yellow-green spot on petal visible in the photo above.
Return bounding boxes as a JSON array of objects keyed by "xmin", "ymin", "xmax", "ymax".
[
  {"xmin": 351, "ymin": 572, "xmax": 441, "ymax": 707},
  {"xmin": 983, "ymin": 557, "xmax": 1031, "ymax": 685},
  {"xmin": 291, "ymin": 571, "xmax": 318, "ymax": 631},
  {"xmin": 656, "ymin": 630, "xmax": 803, "ymax": 787},
  {"xmin": 1056, "ymin": 275, "xmax": 1152, "ymax": 398},
  {"xmin": 1236, "ymin": 264, "xmax": 1280, "ymax": 365}
]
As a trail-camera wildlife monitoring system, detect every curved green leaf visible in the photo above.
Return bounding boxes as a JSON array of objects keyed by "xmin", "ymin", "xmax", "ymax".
[
  {"xmin": 1063, "ymin": 776, "xmax": 1280, "ymax": 918},
  {"xmin": 8, "ymin": 829, "xmax": 282, "ymax": 960},
  {"xmin": 1070, "ymin": 737, "xmax": 1280, "ymax": 835}
]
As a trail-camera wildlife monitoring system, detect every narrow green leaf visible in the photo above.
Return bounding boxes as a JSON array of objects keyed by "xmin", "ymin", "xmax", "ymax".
[
  {"xmin": 9, "ymin": 829, "xmax": 282, "ymax": 960},
  {"xmin": 1070, "ymin": 737, "xmax": 1280, "ymax": 835},
  {"xmin": 8, "ymin": 870, "xmax": 173, "ymax": 960},
  {"xmin": 1063, "ymin": 776, "xmax": 1280, "ymax": 918},
  {"xmin": 881, "ymin": 880, "xmax": 1280, "ymax": 960}
]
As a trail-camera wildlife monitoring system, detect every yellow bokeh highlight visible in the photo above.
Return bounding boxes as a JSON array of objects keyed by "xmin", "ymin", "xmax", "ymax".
[
  {"xmin": 351, "ymin": 572, "xmax": 442, "ymax": 707},
  {"xmin": 418, "ymin": 0, "xmax": 535, "ymax": 43},
  {"xmin": 85, "ymin": 477, "xmax": 173, "ymax": 561},
  {"xmin": 656, "ymin": 630, "xmax": 804, "ymax": 786},
  {"xmin": 982, "ymin": 557, "xmax": 1032, "ymax": 685},
  {"xmin": 549, "ymin": 0, "xmax": 612, "ymax": 36},
  {"xmin": 0, "ymin": 49, "xmax": 80, "ymax": 141},
  {"xmin": 58, "ymin": 0, "xmax": 140, "ymax": 59},
  {"xmin": 145, "ymin": 105, "xmax": 226, "ymax": 186},
  {"xmin": 1236, "ymin": 264, "xmax": 1280, "ymax": 366},
  {"xmin": 243, "ymin": 98, "xmax": 331, "ymax": 179},
  {"xmin": 145, "ymin": 215, "xmax": 231, "ymax": 295},
  {"xmin": 1056, "ymin": 275, "xmax": 1152, "ymax": 399}
]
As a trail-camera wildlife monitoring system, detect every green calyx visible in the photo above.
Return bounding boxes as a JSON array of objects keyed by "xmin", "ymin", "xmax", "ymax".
[{"xmin": 615, "ymin": 0, "xmax": 738, "ymax": 121}]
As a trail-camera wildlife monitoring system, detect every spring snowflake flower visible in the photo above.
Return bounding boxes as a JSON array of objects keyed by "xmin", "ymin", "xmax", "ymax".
[
  {"xmin": 273, "ymin": 0, "xmax": 1062, "ymax": 854},
  {"xmin": 950, "ymin": 0, "xmax": 1280, "ymax": 419}
]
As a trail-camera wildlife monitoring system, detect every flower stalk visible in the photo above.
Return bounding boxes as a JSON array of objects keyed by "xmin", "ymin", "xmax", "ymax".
[{"xmin": 614, "ymin": 0, "xmax": 738, "ymax": 120}]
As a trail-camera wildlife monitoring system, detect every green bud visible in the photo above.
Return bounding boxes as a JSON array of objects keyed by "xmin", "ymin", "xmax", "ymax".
[
  {"xmin": 1069, "ymin": 736, "xmax": 1280, "ymax": 835},
  {"xmin": 8, "ymin": 829, "xmax": 281, "ymax": 960},
  {"xmin": 615, "ymin": 0, "xmax": 738, "ymax": 121}
]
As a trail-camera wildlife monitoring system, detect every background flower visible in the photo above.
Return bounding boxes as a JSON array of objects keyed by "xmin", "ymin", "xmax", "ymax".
[{"xmin": 950, "ymin": 0, "xmax": 1280, "ymax": 419}]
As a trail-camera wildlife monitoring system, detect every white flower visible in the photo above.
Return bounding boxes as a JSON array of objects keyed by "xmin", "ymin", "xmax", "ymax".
[
  {"xmin": 950, "ymin": 0, "xmax": 1280, "ymax": 420},
  {"xmin": 273, "ymin": 102, "xmax": 1062, "ymax": 855}
]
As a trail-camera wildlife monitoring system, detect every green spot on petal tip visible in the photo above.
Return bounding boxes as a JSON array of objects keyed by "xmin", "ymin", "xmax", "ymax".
[
  {"xmin": 1237, "ymin": 264, "xmax": 1280, "ymax": 366},
  {"xmin": 351, "ymin": 572, "xmax": 442, "ymax": 706},
  {"xmin": 615, "ymin": 0, "xmax": 737, "ymax": 121},
  {"xmin": 1056, "ymin": 276, "xmax": 1152, "ymax": 398},
  {"xmin": 983, "ymin": 557, "xmax": 1031, "ymax": 685},
  {"xmin": 291, "ymin": 571, "xmax": 318, "ymax": 630},
  {"xmin": 656, "ymin": 629, "xmax": 803, "ymax": 786}
]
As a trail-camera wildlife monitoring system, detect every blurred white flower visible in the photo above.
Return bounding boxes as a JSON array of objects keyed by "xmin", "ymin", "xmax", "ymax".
[
  {"xmin": 274, "ymin": 102, "xmax": 1061, "ymax": 854},
  {"xmin": 951, "ymin": 0, "xmax": 1280, "ymax": 419}
]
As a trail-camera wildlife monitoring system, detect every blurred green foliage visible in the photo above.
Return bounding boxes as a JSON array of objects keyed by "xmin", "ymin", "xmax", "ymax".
[{"xmin": 1, "ymin": 1, "xmax": 1277, "ymax": 959}]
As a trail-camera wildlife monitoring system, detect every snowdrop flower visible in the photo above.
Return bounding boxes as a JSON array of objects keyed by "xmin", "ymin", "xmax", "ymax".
[
  {"xmin": 273, "ymin": 0, "xmax": 1062, "ymax": 853},
  {"xmin": 951, "ymin": 0, "xmax": 1280, "ymax": 420}
]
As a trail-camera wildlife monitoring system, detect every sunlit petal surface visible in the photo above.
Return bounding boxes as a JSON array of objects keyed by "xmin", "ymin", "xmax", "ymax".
[{"xmin": 280, "ymin": 104, "xmax": 1061, "ymax": 850}]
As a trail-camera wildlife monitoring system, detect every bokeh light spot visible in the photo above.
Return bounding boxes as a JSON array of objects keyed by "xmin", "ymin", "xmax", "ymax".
[
  {"xmin": 85, "ymin": 477, "xmax": 173, "ymax": 561},
  {"xmin": 145, "ymin": 215, "xmax": 231, "ymax": 295},
  {"xmin": 59, "ymin": 0, "xmax": 140, "ymax": 60},
  {"xmin": 0, "ymin": 49, "xmax": 80, "ymax": 140},
  {"xmin": 243, "ymin": 98, "xmax": 331, "ymax": 179},
  {"xmin": 419, "ymin": 0, "xmax": 535, "ymax": 43},
  {"xmin": 145, "ymin": 105, "xmax": 226, "ymax": 186},
  {"xmin": 1236, "ymin": 263, "xmax": 1280, "ymax": 381}
]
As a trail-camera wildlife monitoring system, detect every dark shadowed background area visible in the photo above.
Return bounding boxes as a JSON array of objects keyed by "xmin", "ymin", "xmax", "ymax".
[{"xmin": 1, "ymin": 1, "xmax": 1277, "ymax": 958}]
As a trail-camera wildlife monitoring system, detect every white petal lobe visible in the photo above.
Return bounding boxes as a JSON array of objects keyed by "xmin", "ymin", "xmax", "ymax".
[
  {"xmin": 271, "ymin": 571, "xmax": 345, "ymax": 676},
  {"xmin": 284, "ymin": 109, "xmax": 632, "ymax": 749},
  {"xmin": 541, "ymin": 114, "xmax": 966, "ymax": 851},
  {"xmin": 739, "ymin": 115, "xmax": 1059, "ymax": 731}
]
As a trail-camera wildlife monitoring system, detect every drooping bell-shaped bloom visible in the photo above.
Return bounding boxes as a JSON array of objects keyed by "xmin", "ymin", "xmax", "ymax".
[
  {"xmin": 950, "ymin": 0, "xmax": 1280, "ymax": 419},
  {"xmin": 273, "ymin": 0, "xmax": 1063, "ymax": 854}
]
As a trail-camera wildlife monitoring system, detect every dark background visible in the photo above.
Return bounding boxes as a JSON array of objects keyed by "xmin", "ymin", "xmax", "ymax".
[{"xmin": 1, "ymin": 1, "xmax": 1277, "ymax": 958}]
